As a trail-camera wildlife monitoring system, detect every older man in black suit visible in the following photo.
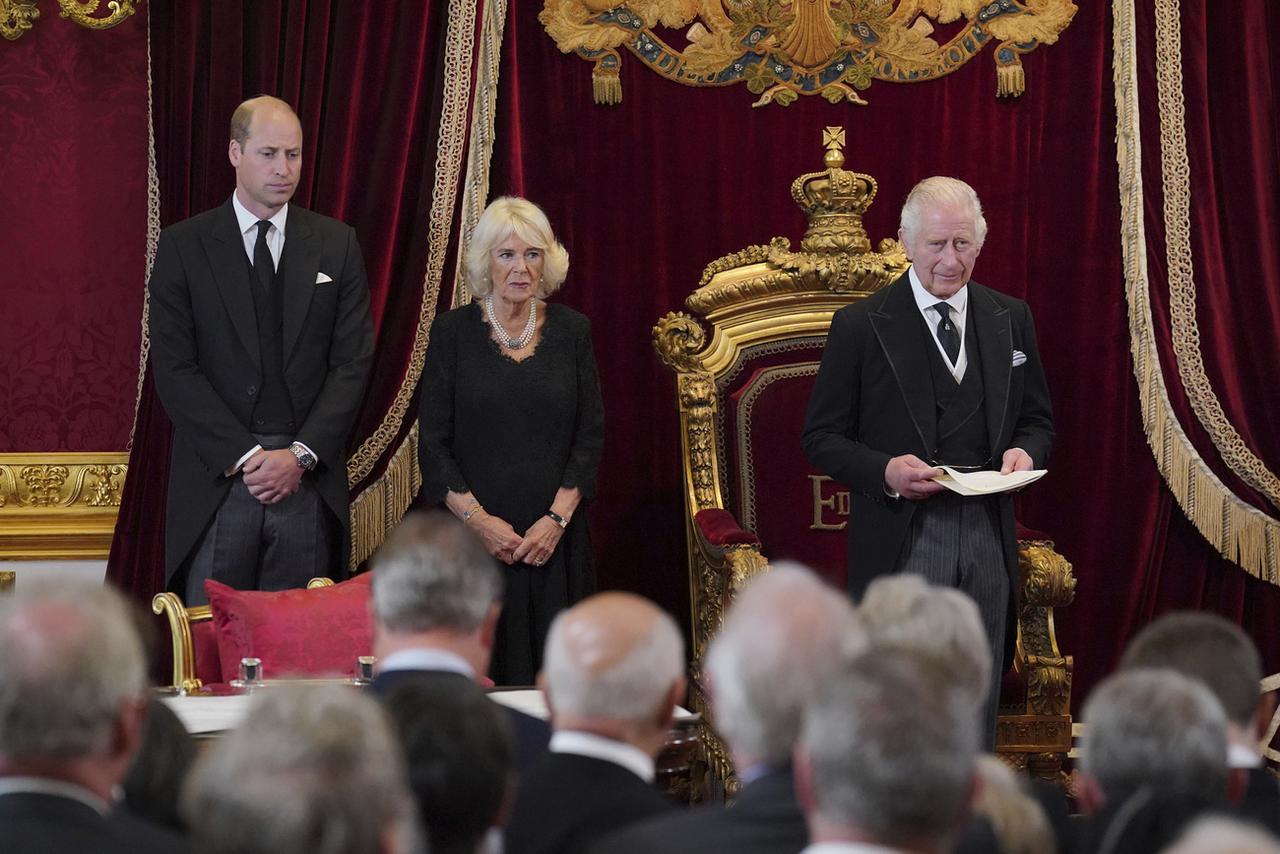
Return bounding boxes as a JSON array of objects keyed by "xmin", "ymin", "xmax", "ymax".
[
  {"xmin": 148, "ymin": 95, "xmax": 373, "ymax": 604},
  {"xmin": 505, "ymin": 592, "xmax": 684, "ymax": 854},
  {"xmin": 802, "ymin": 176, "xmax": 1053, "ymax": 744},
  {"xmin": 600, "ymin": 564, "xmax": 868, "ymax": 854},
  {"xmin": 0, "ymin": 581, "xmax": 185, "ymax": 853},
  {"xmin": 369, "ymin": 511, "xmax": 550, "ymax": 772}
]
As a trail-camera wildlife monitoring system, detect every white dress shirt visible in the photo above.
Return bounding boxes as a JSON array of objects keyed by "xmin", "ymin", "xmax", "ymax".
[
  {"xmin": 801, "ymin": 842, "xmax": 905, "ymax": 854},
  {"xmin": 549, "ymin": 730, "xmax": 656, "ymax": 783},
  {"xmin": 377, "ymin": 647, "xmax": 474, "ymax": 678},
  {"xmin": 909, "ymin": 265, "xmax": 968, "ymax": 382}
]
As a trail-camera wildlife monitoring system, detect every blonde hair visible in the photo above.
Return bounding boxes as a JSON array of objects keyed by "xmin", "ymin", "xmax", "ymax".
[
  {"xmin": 466, "ymin": 197, "xmax": 570, "ymax": 298},
  {"xmin": 899, "ymin": 176, "xmax": 988, "ymax": 248}
]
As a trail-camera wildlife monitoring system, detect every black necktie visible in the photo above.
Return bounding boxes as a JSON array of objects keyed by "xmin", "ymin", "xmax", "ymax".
[
  {"xmin": 934, "ymin": 302, "xmax": 960, "ymax": 365},
  {"xmin": 253, "ymin": 219, "xmax": 274, "ymax": 290}
]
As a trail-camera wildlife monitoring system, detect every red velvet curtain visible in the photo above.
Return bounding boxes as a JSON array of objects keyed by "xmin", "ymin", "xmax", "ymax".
[
  {"xmin": 491, "ymin": 0, "xmax": 1280, "ymax": 709},
  {"xmin": 107, "ymin": 2, "xmax": 455, "ymax": 598}
]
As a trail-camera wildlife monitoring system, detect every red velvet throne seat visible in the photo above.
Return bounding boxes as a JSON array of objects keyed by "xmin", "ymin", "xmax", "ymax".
[{"xmin": 653, "ymin": 129, "xmax": 1075, "ymax": 790}]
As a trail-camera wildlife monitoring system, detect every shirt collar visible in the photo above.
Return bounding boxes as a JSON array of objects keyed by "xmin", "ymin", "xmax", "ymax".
[
  {"xmin": 0, "ymin": 777, "xmax": 110, "ymax": 814},
  {"xmin": 549, "ymin": 730, "xmax": 656, "ymax": 783},
  {"xmin": 1228, "ymin": 741, "xmax": 1263, "ymax": 769},
  {"xmin": 802, "ymin": 843, "xmax": 904, "ymax": 854},
  {"xmin": 232, "ymin": 191, "xmax": 288, "ymax": 238},
  {"xmin": 909, "ymin": 265, "xmax": 968, "ymax": 316},
  {"xmin": 377, "ymin": 647, "xmax": 475, "ymax": 679}
]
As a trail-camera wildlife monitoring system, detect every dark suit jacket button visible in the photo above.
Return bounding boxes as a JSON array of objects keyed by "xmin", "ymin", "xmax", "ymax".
[
  {"xmin": 247, "ymin": 385, "xmax": 257, "ymax": 396},
  {"xmin": 255, "ymin": 417, "xmax": 265, "ymax": 426}
]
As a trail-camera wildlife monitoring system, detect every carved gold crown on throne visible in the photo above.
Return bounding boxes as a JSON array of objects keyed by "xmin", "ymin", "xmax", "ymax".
[{"xmin": 656, "ymin": 127, "xmax": 908, "ymax": 374}]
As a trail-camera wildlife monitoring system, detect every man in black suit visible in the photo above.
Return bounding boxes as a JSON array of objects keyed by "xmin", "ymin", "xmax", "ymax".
[
  {"xmin": 1120, "ymin": 612, "xmax": 1280, "ymax": 837},
  {"xmin": 601, "ymin": 564, "xmax": 868, "ymax": 854},
  {"xmin": 369, "ymin": 510, "xmax": 551, "ymax": 772},
  {"xmin": 506, "ymin": 592, "xmax": 684, "ymax": 854},
  {"xmin": 802, "ymin": 175, "xmax": 1053, "ymax": 743},
  {"xmin": 0, "ymin": 581, "xmax": 186, "ymax": 853},
  {"xmin": 148, "ymin": 95, "xmax": 373, "ymax": 604}
]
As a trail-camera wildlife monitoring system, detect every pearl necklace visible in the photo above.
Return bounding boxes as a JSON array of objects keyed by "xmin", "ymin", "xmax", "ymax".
[{"xmin": 484, "ymin": 294, "xmax": 538, "ymax": 350}]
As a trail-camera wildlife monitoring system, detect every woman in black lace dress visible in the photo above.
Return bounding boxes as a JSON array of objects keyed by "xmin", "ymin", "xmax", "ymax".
[{"xmin": 418, "ymin": 197, "xmax": 604, "ymax": 685}]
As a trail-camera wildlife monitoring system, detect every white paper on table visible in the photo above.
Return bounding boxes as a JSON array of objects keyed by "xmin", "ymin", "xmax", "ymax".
[
  {"xmin": 162, "ymin": 694, "xmax": 252, "ymax": 734},
  {"xmin": 487, "ymin": 689, "xmax": 696, "ymax": 721},
  {"xmin": 933, "ymin": 466, "xmax": 1047, "ymax": 497}
]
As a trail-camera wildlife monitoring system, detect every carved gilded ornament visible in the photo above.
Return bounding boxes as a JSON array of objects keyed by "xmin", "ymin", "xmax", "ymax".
[
  {"xmin": 540, "ymin": 0, "xmax": 1076, "ymax": 106},
  {"xmin": 0, "ymin": 0, "xmax": 136, "ymax": 41},
  {"xmin": 0, "ymin": 453, "xmax": 128, "ymax": 559}
]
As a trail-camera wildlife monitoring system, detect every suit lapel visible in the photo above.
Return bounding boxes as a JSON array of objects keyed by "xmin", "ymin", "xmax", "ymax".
[
  {"xmin": 970, "ymin": 283, "xmax": 1013, "ymax": 454},
  {"xmin": 281, "ymin": 208, "xmax": 320, "ymax": 366},
  {"xmin": 202, "ymin": 201, "xmax": 260, "ymax": 368},
  {"xmin": 869, "ymin": 274, "xmax": 936, "ymax": 456}
]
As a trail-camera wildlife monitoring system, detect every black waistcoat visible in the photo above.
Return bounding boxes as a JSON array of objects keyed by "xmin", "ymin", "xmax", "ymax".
[
  {"xmin": 246, "ymin": 253, "xmax": 295, "ymax": 433},
  {"xmin": 917, "ymin": 312, "xmax": 991, "ymax": 468}
]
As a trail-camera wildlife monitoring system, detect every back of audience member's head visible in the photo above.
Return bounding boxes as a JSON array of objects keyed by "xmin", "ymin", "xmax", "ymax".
[
  {"xmin": 1120, "ymin": 611, "xmax": 1264, "ymax": 733},
  {"xmin": 798, "ymin": 649, "xmax": 978, "ymax": 851},
  {"xmin": 371, "ymin": 509, "xmax": 503, "ymax": 634},
  {"xmin": 859, "ymin": 574, "xmax": 992, "ymax": 714},
  {"xmin": 968, "ymin": 755, "xmax": 1055, "ymax": 854},
  {"xmin": 384, "ymin": 675, "xmax": 513, "ymax": 854},
  {"xmin": 1161, "ymin": 815, "xmax": 1280, "ymax": 854},
  {"xmin": 1080, "ymin": 668, "xmax": 1228, "ymax": 810},
  {"xmin": 122, "ymin": 699, "xmax": 198, "ymax": 832},
  {"xmin": 705, "ymin": 562, "xmax": 867, "ymax": 767},
  {"xmin": 0, "ymin": 580, "xmax": 148, "ymax": 767},
  {"xmin": 182, "ymin": 683, "xmax": 422, "ymax": 854},
  {"xmin": 542, "ymin": 592, "xmax": 684, "ymax": 732}
]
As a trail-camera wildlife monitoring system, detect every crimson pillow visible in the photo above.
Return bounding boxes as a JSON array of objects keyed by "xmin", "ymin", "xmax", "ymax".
[{"xmin": 205, "ymin": 576, "xmax": 373, "ymax": 684}]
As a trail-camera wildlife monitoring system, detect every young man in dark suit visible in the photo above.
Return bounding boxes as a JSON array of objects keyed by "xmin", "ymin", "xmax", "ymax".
[
  {"xmin": 802, "ymin": 176, "xmax": 1053, "ymax": 744},
  {"xmin": 369, "ymin": 511, "xmax": 550, "ymax": 771},
  {"xmin": 148, "ymin": 95, "xmax": 373, "ymax": 604},
  {"xmin": 505, "ymin": 592, "xmax": 684, "ymax": 854}
]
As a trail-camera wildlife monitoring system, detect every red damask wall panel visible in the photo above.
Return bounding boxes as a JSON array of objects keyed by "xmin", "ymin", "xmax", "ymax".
[{"xmin": 0, "ymin": 15, "xmax": 149, "ymax": 452}]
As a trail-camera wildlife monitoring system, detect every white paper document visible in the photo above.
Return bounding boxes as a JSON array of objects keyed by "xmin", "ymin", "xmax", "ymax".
[{"xmin": 932, "ymin": 466, "xmax": 1047, "ymax": 496}]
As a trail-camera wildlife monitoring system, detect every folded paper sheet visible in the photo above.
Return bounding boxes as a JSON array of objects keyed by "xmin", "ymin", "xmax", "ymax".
[{"xmin": 933, "ymin": 466, "xmax": 1047, "ymax": 497}]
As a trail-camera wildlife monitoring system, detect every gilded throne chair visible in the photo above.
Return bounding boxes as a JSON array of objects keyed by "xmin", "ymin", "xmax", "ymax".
[{"xmin": 653, "ymin": 130, "xmax": 1076, "ymax": 790}]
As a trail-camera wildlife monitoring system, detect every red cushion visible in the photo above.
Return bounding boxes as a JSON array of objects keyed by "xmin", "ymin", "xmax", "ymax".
[
  {"xmin": 190, "ymin": 619, "xmax": 223, "ymax": 686},
  {"xmin": 205, "ymin": 577, "xmax": 374, "ymax": 683},
  {"xmin": 694, "ymin": 508, "xmax": 761, "ymax": 547}
]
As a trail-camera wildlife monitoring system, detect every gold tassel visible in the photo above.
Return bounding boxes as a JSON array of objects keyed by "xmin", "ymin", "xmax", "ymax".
[
  {"xmin": 346, "ymin": 423, "xmax": 423, "ymax": 571},
  {"xmin": 593, "ymin": 67, "xmax": 622, "ymax": 105},
  {"xmin": 997, "ymin": 61, "xmax": 1025, "ymax": 98}
]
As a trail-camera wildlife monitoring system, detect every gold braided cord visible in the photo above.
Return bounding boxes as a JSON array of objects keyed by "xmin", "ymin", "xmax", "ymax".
[
  {"xmin": 1152, "ymin": 0, "xmax": 1280, "ymax": 510},
  {"xmin": 452, "ymin": 0, "xmax": 509, "ymax": 308},
  {"xmin": 128, "ymin": 3, "xmax": 161, "ymax": 452},
  {"xmin": 344, "ymin": 0, "xmax": 479, "ymax": 490},
  {"xmin": 1113, "ymin": 0, "xmax": 1280, "ymax": 582}
]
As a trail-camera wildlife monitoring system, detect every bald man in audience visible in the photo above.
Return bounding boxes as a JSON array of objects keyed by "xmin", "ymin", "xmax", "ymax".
[
  {"xmin": 1120, "ymin": 611, "xmax": 1280, "ymax": 837},
  {"xmin": 0, "ymin": 581, "xmax": 186, "ymax": 853},
  {"xmin": 505, "ymin": 592, "xmax": 684, "ymax": 854},
  {"xmin": 601, "ymin": 564, "xmax": 868, "ymax": 854},
  {"xmin": 795, "ymin": 649, "xmax": 980, "ymax": 853}
]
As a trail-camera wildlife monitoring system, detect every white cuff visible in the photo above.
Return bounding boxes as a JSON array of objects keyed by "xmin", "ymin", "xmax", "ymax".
[
  {"xmin": 225, "ymin": 445, "xmax": 263, "ymax": 477},
  {"xmin": 291, "ymin": 441, "xmax": 319, "ymax": 465}
]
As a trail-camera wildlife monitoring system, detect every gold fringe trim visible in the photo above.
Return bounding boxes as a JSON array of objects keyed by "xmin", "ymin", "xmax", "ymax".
[
  {"xmin": 129, "ymin": 4, "xmax": 161, "ymax": 452},
  {"xmin": 452, "ymin": 0, "xmax": 510, "ymax": 308},
  {"xmin": 344, "ymin": 0, "xmax": 479, "ymax": 488},
  {"xmin": 1113, "ymin": 0, "xmax": 1280, "ymax": 583},
  {"xmin": 996, "ymin": 61, "xmax": 1025, "ymax": 98},
  {"xmin": 1152, "ymin": 0, "xmax": 1280, "ymax": 510},
  {"xmin": 348, "ymin": 422, "xmax": 421, "ymax": 569}
]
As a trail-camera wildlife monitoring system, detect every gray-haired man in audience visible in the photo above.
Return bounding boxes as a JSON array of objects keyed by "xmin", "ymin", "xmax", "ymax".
[
  {"xmin": 0, "ymin": 580, "xmax": 185, "ymax": 853},
  {"xmin": 602, "ymin": 563, "xmax": 868, "ymax": 854},
  {"xmin": 1075, "ymin": 668, "xmax": 1232, "ymax": 854},
  {"xmin": 795, "ymin": 649, "xmax": 980, "ymax": 853},
  {"xmin": 182, "ymin": 683, "xmax": 422, "ymax": 854},
  {"xmin": 505, "ymin": 592, "xmax": 685, "ymax": 854}
]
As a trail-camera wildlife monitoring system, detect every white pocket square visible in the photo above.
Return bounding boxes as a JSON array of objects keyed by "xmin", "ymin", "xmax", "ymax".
[
  {"xmin": 316, "ymin": 272, "xmax": 333, "ymax": 284},
  {"xmin": 1011, "ymin": 349, "xmax": 1027, "ymax": 367}
]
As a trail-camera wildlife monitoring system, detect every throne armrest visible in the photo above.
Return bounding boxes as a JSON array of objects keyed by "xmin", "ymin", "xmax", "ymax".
[{"xmin": 693, "ymin": 508, "xmax": 761, "ymax": 548}]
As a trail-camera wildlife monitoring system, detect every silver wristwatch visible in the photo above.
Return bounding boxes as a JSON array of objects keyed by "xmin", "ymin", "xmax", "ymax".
[{"xmin": 289, "ymin": 443, "xmax": 317, "ymax": 471}]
